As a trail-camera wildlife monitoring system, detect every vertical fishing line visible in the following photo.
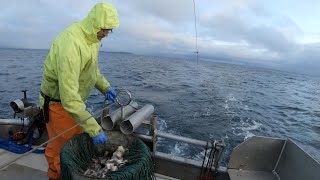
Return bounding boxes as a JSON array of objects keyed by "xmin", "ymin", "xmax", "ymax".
[{"xmin": 192, "ymin": 0, "xmax": 199, "ymax": 65}]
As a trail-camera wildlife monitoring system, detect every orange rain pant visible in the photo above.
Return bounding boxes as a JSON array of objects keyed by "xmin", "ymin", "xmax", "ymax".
[{"xmin": 45, "ymin": 104, "xmax": 83, "ymax": 179}]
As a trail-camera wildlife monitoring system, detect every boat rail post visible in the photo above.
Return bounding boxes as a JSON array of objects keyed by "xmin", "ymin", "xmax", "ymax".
[
  {"xmin": 213, "ymin": 140, "xmax": 225, "ymax": 172},
  {"xmin": 150, "ymin": 115, "xmax": 158, "ymax": 157}
]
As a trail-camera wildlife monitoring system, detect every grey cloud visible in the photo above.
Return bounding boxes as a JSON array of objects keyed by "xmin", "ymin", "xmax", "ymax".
[
  {"xmin": 119, "ymin": 0, "xmax": 194, "ymax": 23},
  {"xmin": 291, "ymin": 43, "xmax": 320, "ymax": 64},
  {"xmin": 0, "ymin": 0, "xmax": 93, "ymax": 49},
  {"xmin": 200, "ymin": 11, "xmax": 299, "ymax": 55},
  {"xmin": 277, "ymin": 43, "xmax": 320, "ymax": 76},
  {"xmin": 200, "ymin": 13, "xmax": 248, "ymax": 42},
  {"xmin": 246, "ymin": 25, "xmax": 298, "ymax": 53}
]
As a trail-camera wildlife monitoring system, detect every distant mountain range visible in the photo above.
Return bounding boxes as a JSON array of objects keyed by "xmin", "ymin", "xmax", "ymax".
[{"xmin": 100, "ymin": 51, "xmax": 133, "ymax": 54}]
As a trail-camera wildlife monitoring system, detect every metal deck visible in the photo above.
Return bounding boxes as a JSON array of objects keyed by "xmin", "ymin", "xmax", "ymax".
[{"xmin": 0, "ymin": 149, "xmax": 179, "ymax": 180}]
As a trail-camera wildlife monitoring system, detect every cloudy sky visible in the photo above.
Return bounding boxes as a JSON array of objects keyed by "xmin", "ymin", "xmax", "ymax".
[{"xmin": 1, "ymin": 0, "xmax": 320, "ymax": 76}]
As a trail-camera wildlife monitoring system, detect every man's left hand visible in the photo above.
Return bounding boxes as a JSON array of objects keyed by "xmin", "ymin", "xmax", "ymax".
[{"xmin": 105, "ymin": 88, "xmax": 116, "ymax": 102}]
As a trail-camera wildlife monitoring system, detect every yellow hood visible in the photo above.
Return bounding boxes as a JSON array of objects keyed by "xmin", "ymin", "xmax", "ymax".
[{"xmin": 79, "ymin": 2, "xmax": 119, "ymax": 44}]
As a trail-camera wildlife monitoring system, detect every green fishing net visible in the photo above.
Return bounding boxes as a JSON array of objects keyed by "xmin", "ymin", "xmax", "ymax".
[{"xmin": 60, "ymin": 131, "xmax": 155, "ymax": 180}]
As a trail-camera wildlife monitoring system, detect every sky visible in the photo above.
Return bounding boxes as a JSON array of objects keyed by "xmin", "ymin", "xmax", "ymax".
[{"xmin": 1, "ymin": 0, "xmax": 320, "ymax": 76}]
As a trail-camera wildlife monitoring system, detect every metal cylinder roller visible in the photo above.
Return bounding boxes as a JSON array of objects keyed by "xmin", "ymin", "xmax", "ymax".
[
  {"xmin": 120, "ymin": 104, "xmax": 154, "ymax": 135},
  {"xmin": 101, "ymin": 101, "xmax": 138, "ymax": 130}
]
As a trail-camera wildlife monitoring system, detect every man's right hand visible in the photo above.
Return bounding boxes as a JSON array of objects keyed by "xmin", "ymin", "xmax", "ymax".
[{"xmin": 92, "ymin": 131, "xmax": 108, "ymax": 144}]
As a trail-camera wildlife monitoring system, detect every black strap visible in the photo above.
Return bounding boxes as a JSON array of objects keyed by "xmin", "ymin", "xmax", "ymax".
[
  {"xmin": 40, "ymin": 91, "xmax": 61, "ymax": 102},
  {"xmin": 40, "ymin": 91, "xmax": 61, "ymax": 123}
]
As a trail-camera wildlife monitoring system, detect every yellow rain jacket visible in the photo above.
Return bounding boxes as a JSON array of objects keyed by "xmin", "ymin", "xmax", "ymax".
[{"xmin": 40, "ymin": 2, "xmax": 119, "ymax": 137}]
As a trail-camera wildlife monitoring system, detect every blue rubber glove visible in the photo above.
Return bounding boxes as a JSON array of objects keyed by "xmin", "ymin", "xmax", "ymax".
[
  {"xmin": 105, "ymin": 88, "xmax": 116, "ymax": 102},
  {"xmin": 92, "ymin": 131, "xmax": 108, "ymax": 144}
]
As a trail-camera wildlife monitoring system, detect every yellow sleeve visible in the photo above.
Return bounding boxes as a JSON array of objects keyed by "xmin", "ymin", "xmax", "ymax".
[
  {"xmin": 55, "ymin": 41, "xmax": 101, "ymax": 137},
  {"xmin": 95, "ymin": 68, "xmax": 111, "ymax": 94}
]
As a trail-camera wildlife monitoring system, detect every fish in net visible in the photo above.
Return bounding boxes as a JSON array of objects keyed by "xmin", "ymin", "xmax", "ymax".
[{"xmin": 60, "ymin": 131, "xmax": 155, "ymax": 180}]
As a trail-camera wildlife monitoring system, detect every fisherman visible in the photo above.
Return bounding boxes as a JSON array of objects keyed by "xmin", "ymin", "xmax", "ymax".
[{"xmin": 39, "ymin": 3, "xmax": 119, "ymax": 179}]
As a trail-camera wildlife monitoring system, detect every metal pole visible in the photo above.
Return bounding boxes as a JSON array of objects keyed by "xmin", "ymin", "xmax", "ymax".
[
  {"xmin": 131, "ymin": 133, "xmax": 153, "ymax": 142},
  {"xmin": 121, "ymin": 107, "xmax": 124, "ymax": 121},
  {"xmin": 0, "ymin": 119, "xmax": 30, "ymax": 126},
  {"xmin": 150, "ymin": 116, "xmax": 158, "ymax": 156},
  {"xmin": 155, "ymin": 152, "xmax": 228, "ymax": 174},
  {"xmin": 213, "ymin": 141, "xmax": 225, "ymax": 171},
  {"xmin": 157, "ymin": 132, "xmax": 213, "ymax": 148}
]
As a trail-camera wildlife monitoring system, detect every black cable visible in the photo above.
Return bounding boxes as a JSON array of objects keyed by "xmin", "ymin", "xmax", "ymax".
[
  {"xmin": 204, "ymin": 141, "xmax": 214, "ymax": 177},
  {"xmin": 200, "ymin": 141, "xmax": 209, "ymax": 177},
  {"xmin": 207, "ymin": 140, "xmax": 216, "ymax": 178},
  {"xmin": 205, "ymin": 140, "xmax": 216, "ymax": 179}
]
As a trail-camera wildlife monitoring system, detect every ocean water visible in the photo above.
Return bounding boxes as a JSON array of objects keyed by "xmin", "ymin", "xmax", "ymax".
[{"xmin": 0, "ymin": 48, "xmax": 319, "ymax": 165}]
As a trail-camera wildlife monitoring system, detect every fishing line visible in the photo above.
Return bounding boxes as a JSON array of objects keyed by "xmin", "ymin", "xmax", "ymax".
[
  {"xmin": 192, "ymin": 0, "xmax": 199, "ymax": 65},
  {"xmin": 191, "ymin": 0, "xmax": 209, "ymax": 120},
  {"xmin": 192, "ymin": 0, "xmax": 218, "ymax": 119},
  {"xmin": 191, "ymin": 3, "xmax": 220, "ymax": 178}
]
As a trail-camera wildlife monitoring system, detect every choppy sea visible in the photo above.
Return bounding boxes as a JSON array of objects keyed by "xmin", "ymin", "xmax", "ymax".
[{"xmin": 0, "ymin": 48, "xmax": 319, "ymax": 165}]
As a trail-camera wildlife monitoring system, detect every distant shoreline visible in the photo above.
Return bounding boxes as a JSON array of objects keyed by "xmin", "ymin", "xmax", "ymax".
[
  {"xmin": 0, "ymin": 48, "xmax": 318, "ymax": 77},
  {"xmin": 0, "ymin": 47, "xmax": 134, "ymax": 55}
]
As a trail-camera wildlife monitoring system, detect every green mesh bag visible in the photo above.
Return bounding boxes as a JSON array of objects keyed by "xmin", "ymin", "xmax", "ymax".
[{"xmin": 60, "ymin": 131, "xmax": 155, "ymax": 180}]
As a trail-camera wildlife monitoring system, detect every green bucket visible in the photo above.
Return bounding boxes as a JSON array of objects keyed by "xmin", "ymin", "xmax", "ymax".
[{"xmin": 60, "ymin": 131, "xmax": 155, "ymax": 180}]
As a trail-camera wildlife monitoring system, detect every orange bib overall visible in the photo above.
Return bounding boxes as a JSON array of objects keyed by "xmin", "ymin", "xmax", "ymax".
[{"xmin": 45, "ymin": 104, "xmax": 83, "ymax": 179}]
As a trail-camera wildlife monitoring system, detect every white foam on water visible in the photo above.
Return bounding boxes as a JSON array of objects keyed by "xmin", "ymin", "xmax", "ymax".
[
  {"xmin": 224, "ymin": 94, "xmax": 241, "ymax": 117},
  {"xmin": 194, "ymin": 149, "xmax": 209, "ymax": 162},
  {"xmin": 239, "ymin": 118, "xmax": 262, "ymax": 130},
  {"xmin": 157, "ymin": 117, "xmax": 168, "ymax": 131},
  {"xmin": 224, "ymin": 94, "xmax": 252, "ymax": 113},
  {"xmin": 244, "ymin": 132, "xmax": 255, "ymax": 140},
  {"xmin": 243, "ymin": 105, "xmax": 251, "ymax": 111},
  {"xmin": 224, "ymin": 94, "xmax": 259, "ymax": 140},
  {"xmin": 156, "ymin": 118, "xmax": 181, "ymax": 155},
  {"xmin": 232, "ymin": 118, "xmax": 262, "ymax": 140},
  {"xmin": 225, "ymin": 94, "xmax": 238, "ymax": 102},
  {"xmin": 171, "ymin": 143, "xmax": 182, "ymax": 155},
  {"xmin": 169, "ymin": 142, "xmax": 189, "ymax": 157}
]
